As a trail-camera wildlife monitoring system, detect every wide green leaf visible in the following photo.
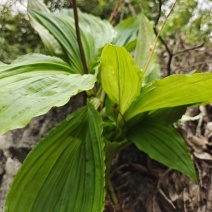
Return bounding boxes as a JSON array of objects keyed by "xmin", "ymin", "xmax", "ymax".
[
  {"xmin": 129, "ymin": 119, "xmax": 197, "ymax": 181},
  {"xmin": 5, "ymin": 104, "xmax": 105, "ymax": 212},
  {"xmin": 125, "ymin": 73, "xmax": 212, "ymax": 121},
  {"xmin": 100, "ymin": 44, "xmax": 143, "ymax": 117},
  {"xmin": 0, "ymin": 54, "xmax": 96, "ymax": 134},
  {"xmin": 28, "ymin": 0, "xmax": 115, "ymax": 73},
  {"xmin": 134, "ymin": 13, "xmax": 160, "ymax": 82}
]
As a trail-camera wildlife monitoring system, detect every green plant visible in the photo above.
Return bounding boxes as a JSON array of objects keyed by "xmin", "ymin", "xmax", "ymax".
[{"xmin": 1, "ymin": 0, "xmax": 212, "ymax": 211}]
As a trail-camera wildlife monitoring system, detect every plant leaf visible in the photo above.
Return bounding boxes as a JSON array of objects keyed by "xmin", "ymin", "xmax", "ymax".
[
  {"xmin": 134, "ymin": 13, "xmax": 160, "ymax": 82},
  {"xmin": 28, "ymin": 1, "xmax": 65, "ymax": 60},
  {"xmin": 148, "ymin": 106, "xmax": 187, "ymax": 124},
  {"xmin": 28, "ymin": 0, "xmax": 115, "ymax": 73},
  {"xmin": 28, "ymin": 9, "xmax": 83, "ymax": 73},
  {"xmin": 0, "ymin": 54, "xmax": 96, "ymax": 134},
  {"xmin": 5, "ymin": 104, "xmax": 105, "ymax": 212},
  {"xmin": 129, "ymin": 119, "xmax": 197, "ymax": 181},
  {"xmin": 100, "ymin": 44, "xmax": 143, "ymax": 116},
  {"xmin": 59, "ymin": 10, "xmax": 115, "ymax": 57},
  {"xmin": 125, "ymin": 73, "xmax": 212, "ymax": 121},
  {"xmin": 113, "ymin": 16, "xmax": 139, "ymax": 51},
  {"xmin": 28, "ymin": 0, "xmax": 49, "ymax": 12}
]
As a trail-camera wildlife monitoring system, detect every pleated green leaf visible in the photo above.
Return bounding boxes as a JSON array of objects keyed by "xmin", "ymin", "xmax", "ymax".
[
  {"xmin": 125, "ymin": 73, "xmax": 212, "ymax": 121},
  {"xmin": 100, "ymin": 44, "xmax": 143, "ymax": 115},
  {"xmin": 134, "ymin": 13, "xmax": 160, "ymax": 82},
  {"xmin": 5, "ymin": 104, "xmax": 105, "ymax": 212},
  {"xmin": 28, "ymin": 0, "xmax": 115, "ymax": 73},
  {"xmin": 113, "ymin": 16, "xmax": 139, "ymax": 51},
  {"xmin": 129, "ymin": 119, "xmax": 197, "ymax": 181},
  {"xmin": 28, "ymin": 0, "xmax": 65, "ymax": 60},
  {"xmin": 0, "ymin": 54, "xmax": 96, "ymax": 134}
]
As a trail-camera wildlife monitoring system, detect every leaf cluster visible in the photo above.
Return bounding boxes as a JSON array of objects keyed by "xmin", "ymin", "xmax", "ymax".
[{"xmin": 1, "ymin": 0, "xmax": 212, "ymax": 211}]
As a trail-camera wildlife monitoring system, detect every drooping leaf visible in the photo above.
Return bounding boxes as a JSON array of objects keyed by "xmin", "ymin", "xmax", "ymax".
[
  {"xmin": 100, "ymin": 44, "xmax": 143, "ymax": 116},
  {"xmin": 113, "ymin": 16, "xmax": 139, "ymax": 51},
  {"xmin": 28, "ymin": 9, "xmax": 83, "ymax": 73},
  {"xmin": 28, "ymin": 0, "xmax": 65, "ymax": 60},
  {"xmin": 125, "ymin": 73, "xmax": 212, "ymax": 121},
  {"xmin": 129, "ymin": 119, "xmax": 197, "ymax": 181},
  {"xmin": 28, "ymin": 0, "xmax": 115, "ymax": 73},
  {"xmin": 5, "ymin": 104, "xmax": 105, "ymax": 212},
  {"xmin": 134, "ymin": 13, "xmax": 160, "ymax": 82},
  {"xmin": 148, "ymin": 106, "xmax": 187, "ymax": 124},
  {"xmin": 0, "ymin": 54, "xmax": 96, "ymax": 134}
]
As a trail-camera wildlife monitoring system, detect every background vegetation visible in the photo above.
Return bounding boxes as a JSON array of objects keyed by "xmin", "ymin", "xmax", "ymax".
[{"xmin": 0, "ymin": 0, "xmax": 211, "ymax": 71}]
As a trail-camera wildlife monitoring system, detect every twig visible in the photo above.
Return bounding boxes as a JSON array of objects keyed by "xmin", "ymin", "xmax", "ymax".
[
  {"xmin": 154, "ymin": 0, "xmax": 162, "ymax": 27},
  {"xmin": 166, "ymin": 49, "xmax": 173, "ymax": 76},
  {"xmin": 124, "ymin": 0, "xmax": 136, "ymax": 16},
  {"xmin": 143, "ymin": 0, "xmax": 177, "ymax": 76},
  {"xmin": 157, "ymin": 34, "xmax": 174, "ymax": 76},
  {"xmin": 109, "ymin": 0, "xmax": 123, "ymax": 24},
  {"xmin": 153, "ymin": 0, "xmax": 174, "ymax": 76},
  {"xmin": 71, "ymin": 0, "xmax": 88, "ymax": 74},
  {"xmin": 174, "ymin": 41, "xmax": 205, "ymax": 56},
  {"xmin": 168, "ymin": 40, "xmax": 204, "ymax": 75},
  {"xmin": 154, "ymin": 1, "xmax": 205, "ymax": 76}
]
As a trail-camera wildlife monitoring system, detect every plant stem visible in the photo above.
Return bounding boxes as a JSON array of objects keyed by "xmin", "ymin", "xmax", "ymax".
[
  {"xmin": 105, "ymin": 139, "xmax": 130, "ymax": 205},
  {"xmin": 143, "ymin": 0, "xmax": 177, "ymax": 75},
  {"xmin": 108, "ymin": 178, "xmax": 118, "ymax": 205},
  {"xmin": 71, "ymin": 0, "xmax": 88, "ymax": 74}
]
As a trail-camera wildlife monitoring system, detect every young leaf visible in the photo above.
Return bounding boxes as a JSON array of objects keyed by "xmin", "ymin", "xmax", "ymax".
[
  {"xmin": 5, "ymin": 104, "xmax": 105, "ymax": 212},
  {"xmin": 100, "ymin": 44, "xmax": 143, "ymax": 116},
  {"xmin": 134, "ymin": 13, "xmax": 160, "ymax": 82},
  {"xmin": 0, "ymin": 54, "xmax": 96, "ymax": 134},
  {"xmin": 128, "ymin": 119, "xmax": 197, "ymax": 181},
  {"xmin": 125, "ymin": 73, "xmax": 212, "ymax": 121}
]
